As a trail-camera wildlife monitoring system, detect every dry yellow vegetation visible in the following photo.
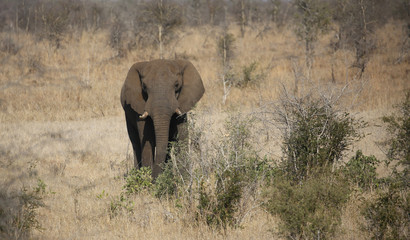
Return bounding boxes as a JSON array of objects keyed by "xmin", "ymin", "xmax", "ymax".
[
  {"xmin": 0, "ymin": 19, "xmax": 408, "ymax": 239},
  {"xmin": 1, "ymin": 22, "xmax": 407, "ymax": 123}
]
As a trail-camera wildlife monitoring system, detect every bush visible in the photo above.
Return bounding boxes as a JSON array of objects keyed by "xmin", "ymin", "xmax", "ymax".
[
  {"xmin": 344, "ymin": 150, "xmax": 380, "ymax": 190},
  {"xmin": 109, "ymin": 167, "xmax": 152, "ymax": 218},
  {"xmin": 332, "ymin": 0, "xmax": 386, "ymax": 74},
  {"xmin": 109, "ymin": 193, "xmax": 134, "ymax": 218},
  {"xmin": 153, "ymin": 162, "xmax": 178, "ymax": 199},
  {"xmin": 123, "ymin": 167, "xmax": 153, "ymax": 195},
  {"xmin": 197, "ymin": 168, "xmax": 243, "ymax": 229},
  {"xmin": 156, "ymin": 113, "xmax": 269, "ymax": 229},
  {"xmin": 13, "ymin": 186, "xmax": 45, "ymax": 234},
  {"xmin": 382, "ymin": 91, "xmax": 410, "ymax": 169},
  {"xmin": 0, "ymin": 179, "xmax": 47, "ymax": 239},
  {"xmin": 294, "ymin": 0, "xmax": 331, "ymax": 68},
  {"xmin": 0, "ymin": 37, "xmax": 21, "ymax": 55},
  {"xmin": 136, "ymin": 0, "xmax": 182, "ymax": 58},
  {"xmin": 362, "ymin": 91, "xmax": 410, "ymax": 240},
  {"xmin": 37, "ymin": 2, "xmax": 70, "ymax": 48},
  {"xmin": 261, "ymin": 87, "xmax": 366, "ymax": 238},
  {"xmin": 232, "ymin": 61, "xmax": 265, "ymax": 88},
  {"xmin": 195, "ymin": 115, "xmax": 270, "ymax": 229},
  {"xmin": 363, "ymin": 182, "xmax": 409, "ymax": 240},
  {"xmin": 276, "ymin": 96, "xmax": 362, "ymax": 182},
  {"xmin": 265, "ymin": 172, "xmax": 350, "ymax": 239},
  {"xmin": 218, "ymin": 32, "xmax": 235, "ymax": 68},
  {"xmin": 109, "ymin": 18, "xmax": 126, "ymax": 57}
]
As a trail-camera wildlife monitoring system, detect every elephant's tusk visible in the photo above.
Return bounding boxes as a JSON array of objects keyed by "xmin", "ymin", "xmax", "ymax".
[
  {"xmin": 175, "ymin": 108, "xmax": 182, "ymax": 115},
  {"xmin": 140, "ymin": 111, "xmax": 149, "ymax": 119}
]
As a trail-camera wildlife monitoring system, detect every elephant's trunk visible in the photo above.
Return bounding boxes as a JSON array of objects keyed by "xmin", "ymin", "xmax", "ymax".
[
  {"xmin": 148, "ymin": 89, "xmax": 179, "ymax": 178},
  {"xmin": 151, "ymin": 110, "xmax": 172, "ymax": 178}
]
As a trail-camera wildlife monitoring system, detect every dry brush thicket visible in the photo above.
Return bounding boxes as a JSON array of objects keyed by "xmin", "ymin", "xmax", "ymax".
[{"xmin": 0, "ymin": 0, "xmax": 409, "ymax": 239}]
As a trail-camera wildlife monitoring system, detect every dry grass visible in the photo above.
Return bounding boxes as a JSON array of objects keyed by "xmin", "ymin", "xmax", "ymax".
[
  {"xmin": 0, "ymin": 116, "xmax": 279, "ymax": 239},
  {"xmin": 0, "ymin": 22, "xmax": 407, "ymax": 122},
  {"xmin": 0, "ymin": 20, "xmax": 408, "ymax": 239}
]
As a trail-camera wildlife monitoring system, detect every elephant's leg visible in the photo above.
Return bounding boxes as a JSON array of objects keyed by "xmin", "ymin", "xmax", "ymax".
[
  {"xmin": 125, "ymin": 113, "xmax": 142, "ymax": 169},
  {"xmin": 139, "ymin": 119, "xmax": 155, "ymax": 169}
]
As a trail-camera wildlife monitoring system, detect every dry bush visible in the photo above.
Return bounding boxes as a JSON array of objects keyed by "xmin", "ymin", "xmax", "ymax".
[
  {"xmin": 0, "ymin": 178, "xmax": 47, "ymax": 239},
  {"xmin": 132, "ymin": 0, "xmax": 183, "ymax": 58},
  {"xmin": 109, "ymin": 17, "xmax": 127, "ymax": 58},
  {"xmin": 153, "ymin": 112, "xmax": 270, "ymax": 229},
  {"xmin": 0, "ymin": 37, "xmax": 21, "ymax": 55}
]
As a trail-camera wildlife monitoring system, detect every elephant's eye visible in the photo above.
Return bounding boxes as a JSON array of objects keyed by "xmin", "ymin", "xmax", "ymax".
[
  {"xmin": 174, "ymin": 82, "xmax": 180, "ymax": 89},
  {"xmin": 142, "ymin": 83, "xmax": 147, "ymax": 91}
]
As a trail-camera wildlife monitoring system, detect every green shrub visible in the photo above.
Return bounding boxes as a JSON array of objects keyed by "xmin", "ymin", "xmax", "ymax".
[
  {"xmin": 162, "ymin": 113, "xmax": 266, "ymax": 229},
  {"xmin": 344, "ymin": 150, "xmax": 380, "ymax": 190},
  {"xmin": 279, "ymin": 98, "xmax": 362, "ymax": 182},
  {"xmin": 152, "ymin": 131, "xmax": 196, "ymax": 201},
  {"xmin": 153, "ymin": 162, "xmax": 178, "ymax": 199},
  {"xmin": 0, "ymin": 179, "xmax": 47, "ymax": 239},
  {"xmin": 233, "ymin": 61, "xmax": 265, "ymax": 88},
  {"xmin": 123, "ymin": 167, "xmax": 153, "ymax": 195},
  {"xmin": 13, "ymin": 181, "xmax": 46, "ymax": 235},
  {"xmin": 196, "ymin": 153, "xmax": 269, "ymax": 229},
  {"xmin": 197, "ymin": 115, "xmax": 271, "ymax": 229},
  {"xmin": 197, "ymin": 169, "xmax": 243, "ymax": 229},
  {"xmin": 109, "ymin": 168, "xmax": 152, "ymax": 218},
  {"xmin": 109, "ymin": 193, "xmax": 134, "ymax": 218},
  {"xmin": 263, "ymin": 91, "xmax": 365, "ymax": 238},
  {"xmin": 362, "ymin": 91, "xmax": 410, "ymax": 240},
  {"xmin": 363, "ymin": 182, "xmax": 409, "ymax": 240},
  {"xmin": 265, "ymin": 172, "xmax": 351, "ymax": 239},
  {"xmin": 382, "ymin": 90, "xmax": 410, "ymax": 170},
  {"xmin": 242, "ymin": 62, "xmax": 258, "ymax": 85},
  {"xmin": 195, "ymin": 115, "xmax": 251, "ymax": 229}
]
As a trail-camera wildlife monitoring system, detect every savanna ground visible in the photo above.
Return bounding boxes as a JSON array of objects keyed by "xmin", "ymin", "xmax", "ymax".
[{"xmin": 0, "ymin": 0, "xmax": 409, "ymax": 239}]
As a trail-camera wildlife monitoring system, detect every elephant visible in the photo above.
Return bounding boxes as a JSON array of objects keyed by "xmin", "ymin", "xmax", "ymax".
[{"xmin": 120, "ymin": 59, "xmax": 205, "ymax": 178}]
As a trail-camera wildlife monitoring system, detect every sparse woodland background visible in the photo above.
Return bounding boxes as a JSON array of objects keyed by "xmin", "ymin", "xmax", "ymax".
[{"xmin": 0, "ymin": 0, "xmax": 409, "ymax": 239}]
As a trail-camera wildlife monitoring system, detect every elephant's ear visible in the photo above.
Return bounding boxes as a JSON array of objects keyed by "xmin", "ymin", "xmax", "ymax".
[
  {"xmin": 121, "ymin": 61, "xmax": 148, "ymax": 113},
  {"xmin": 175, "ymin": 60, "xmax": 205, "ymax": 113}
]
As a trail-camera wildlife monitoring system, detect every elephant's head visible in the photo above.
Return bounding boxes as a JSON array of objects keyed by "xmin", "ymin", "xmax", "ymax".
[{"xmin": 121, "ymin": 59, "xmax": 204, "ymax": 176}]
